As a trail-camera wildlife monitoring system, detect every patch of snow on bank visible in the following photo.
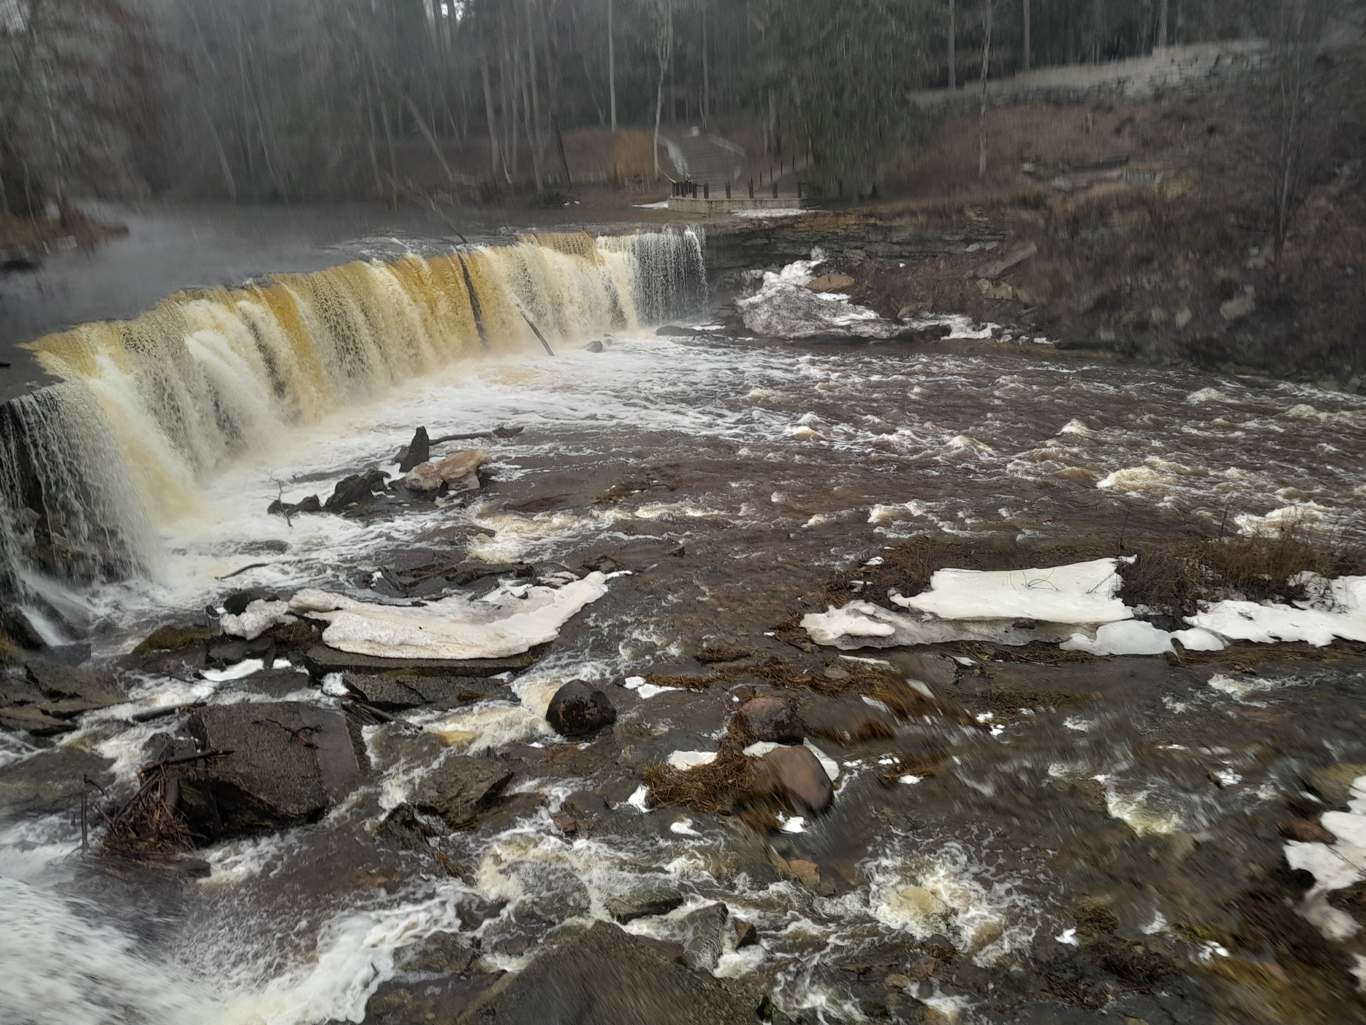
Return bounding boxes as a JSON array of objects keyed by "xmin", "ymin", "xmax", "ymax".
[
  {"xmin": 731, "ymin": 208, "xmax": 807, "ymax": 219},
  {"xmin": 287, "ymin": 572, "xmax": 610, "ymax": 659},
  {"xmin": 892, "ymin": 558, "xmax": 1131, "ymax": 625},
  {"xmin": 1286, "ymin": 774, "xmax": 1366, "ymax": 944},
  {"xmin": 1188, "ymin": 576, "xmax": 1366, "ymax": 646}
]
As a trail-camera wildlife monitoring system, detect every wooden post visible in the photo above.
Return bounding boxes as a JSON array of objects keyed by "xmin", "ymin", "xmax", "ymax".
[
  {"xmin": 772, "ymin": 180, "xmax": 778, "ymax": 199},
  {"xmin": 704, "ymin": 183, "xmax": 709, "ymax": 199},
  {"xmin": 749, "ymin": 178, "xmax": 754, "ymax": 198},
  {"xmin": 726, "ymin": 182, "xmax": 731, "ymax": 199}
]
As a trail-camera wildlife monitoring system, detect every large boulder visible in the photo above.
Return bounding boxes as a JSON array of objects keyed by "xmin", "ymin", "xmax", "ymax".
[
  {"xmin": 680, "ymin": 902, "xmax": 730, "ymax": 971},
  {"xmin": 456, "ymin": 921, "xmax": 757, "ymax": 1025},
  {"xmin": 754, "ymin": 744, "xmax": 834, "ymax": 815},
  {"xmin": 132, "ymin": 624, "xmax": 214, "ymax": 655},
  {"xmin": 403, "ymin": 449, "xmax": 491, "ymax": 492},
  {"xmin": 325, "ymin": 469, "xmax": 389, "ymax": 512},
  {"xmin": 546, "ymin": 680, "xmax": 616, "ymax": 737},
  {"xmin": 409, "ymin": 756, "xmax": 514, "ymax": 828},
  {"xmin": 733, "ymin": 695, "xmax": 802, "ymax": 744},
  {"xmin": 182, "ymin": 702, "xmax": 363, "ymax": 837}
]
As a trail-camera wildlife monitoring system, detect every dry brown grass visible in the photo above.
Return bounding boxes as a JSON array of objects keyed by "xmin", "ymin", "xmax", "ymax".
[
  {"xmin": 100, "ymin": 765, "xmax": 193, "ymax": 858},
  {"xmin": 641, "ymin": 741, "xmax": 758, "ymax": 815}
]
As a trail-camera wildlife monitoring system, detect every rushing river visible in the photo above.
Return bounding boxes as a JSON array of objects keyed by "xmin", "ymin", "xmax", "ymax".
[{"xmin": 2, "ymin": 227, "xmax": 1366, "ymax": 1024}]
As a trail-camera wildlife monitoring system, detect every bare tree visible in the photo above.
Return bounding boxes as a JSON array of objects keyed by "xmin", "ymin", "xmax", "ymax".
[
  {"xmin": 652, "ymin": 0, "xmax": 673, "ymax": 179},
  {"xmin": 979, "ymin": 0, "xmax": 995, "ymax": 176}
]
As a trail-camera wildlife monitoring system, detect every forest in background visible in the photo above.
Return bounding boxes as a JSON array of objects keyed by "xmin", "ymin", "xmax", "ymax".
[{"xmin": 1, "ymin": 0, "xmax": 1356, "ymax": 211}]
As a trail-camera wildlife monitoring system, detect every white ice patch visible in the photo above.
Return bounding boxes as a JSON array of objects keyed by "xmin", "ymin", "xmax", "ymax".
[
  {"xmin": 622, "ymin": 675, "xmax": 676, "ymax": 699},
  {"xmin": 669, "ymin": 818, "xmax": 702, "ymax": 837},
  {"xmin": 1061, "ymin": 620, "xmax": 1225, "ymax": 656},
  {"xmin": 287, "ymin": 572, "xmax": 610, "ymax": 659},
  {"xmin": 894, "ymin": 558, "xmax": 1131, "ymax": 625},
  {"xmin": 1187, "ymin": 576, "xmax": 1366, "ymax": 647},
  {"xmin": 625, "ymin": 785, "xmax": 650, "ymax": 812},
  {"xmin": 218, "ymin": 599, "xmax": 295, "ymax": 640},
  {"xmin": 666, "ymin": 750, "xmax": 717, "ymax": 770},
  {"xmin": 804, "ymin": 740, "xmax": 840, "ymax": 782}
]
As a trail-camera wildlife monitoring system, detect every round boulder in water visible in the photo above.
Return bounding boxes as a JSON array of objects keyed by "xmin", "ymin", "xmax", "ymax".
[
  {"xmin": 756, "ymin": 744, "xmax": 833, "ymax": 814},
  {"xmin": 547, "ymin": 680, "xmax": 617, "ymax": 737}
]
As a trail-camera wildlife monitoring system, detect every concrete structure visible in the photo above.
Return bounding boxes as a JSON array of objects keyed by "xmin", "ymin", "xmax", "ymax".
[{"xmin": 667, "ymin": 196, "xmax": 808, "ymax": 214}]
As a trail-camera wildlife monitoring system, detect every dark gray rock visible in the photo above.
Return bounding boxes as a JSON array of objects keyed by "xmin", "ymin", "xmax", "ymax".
[
  {"xmin": 268, "ymin": 494, "xmax": 322, "ymax": 517},
  {"xmin": 223, "ymin": 590, "xmax": 274, "ymax": 616},
  {"xmin": 455, "ymin": 921, "xmax": 757, "ymax": 1025},
  {"xmin": 325, "ymin": 469, "xmax": 389, "ymax": 512},
  {"xmin": 0, "ymin": 746, "xmax": 113, "ymax": 812},
  {"xmin": 131, "ymin": 624, "xmax": 214, "ymax": 655},
  {"xmin": 0, "ymin": 704, "xmax": 75, "ymax": 736},
  {"xmin": 183, "ymin": 702, "xmax": 362, "ymax": 836},
  {"xmin": 585, "ymin": 339, "xmax": 605, "ymax": 352},
  {"xmin": 680, "ymin": 902, "xmax": 730, "ymax": 971},
  {"xmin": 409, "ymin": 756, "xmax": 514, "ymax": 828},
  {"xmin": 733, "ymin": 695, "xmax": 802, "ymax": 744},
  {"xmin": 546, "ymin": 680, "xmax": 616, "ymax": 737},
  {"xmin": 344, "ymin": 673, "xmax": 507, "ymax": 710},
  {"xmin": 303, "ymin": 645, "xmax": 540, "ymax": 680},
  {"xmin": 604, "ymin": 883, "xmax": 684, "ymax": 923},
  {"xmin": 398, "ymin": 427, "xmax": 431, "ymax": 473},
  {"xmin": 402, "ymin": 930, "xmax": 480, "ymax": 974},
  {"xmin": 25, "ymin": 660, "xmax": 125, "ymax": 708}
]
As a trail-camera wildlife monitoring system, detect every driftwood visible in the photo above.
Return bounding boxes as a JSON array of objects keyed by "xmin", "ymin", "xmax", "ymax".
[
  {"xmin": 98, "ymin": 749, "xmax": 233, "ymax": 857},
  {"xmin": 518, "ymin": 309, "xmax": 556, "ymax": 356},
  {"xmin": 216, "ymin": 562, "xmax": 270, "ymax": 581}
]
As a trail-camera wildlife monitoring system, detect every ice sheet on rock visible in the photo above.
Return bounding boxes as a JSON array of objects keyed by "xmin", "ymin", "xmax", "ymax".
[
  {"xmin": 220, "ymin": 599, "xmax": 296, "ymax": 641},
  {"xmin": 801, "ymin": 600, "xmax": 1076, "ymax": 650},
  {"xmin": 1061, "ymin": 621, "xmax": 1226, "ymax": 656},
  {"xmin": 1187, "ymin": 577, "xmax": 1366, "ymax": 647},
  {"xmin": 201, "ymin": 659, "xmax": 265, "ymax": 682},
  {"xmin": 286, "ymin": 572, "xmax": 610, "ymax": 659},
  {"xmin": 893, "ymin": 558, "xmax": 1132, "ymax": 625}
]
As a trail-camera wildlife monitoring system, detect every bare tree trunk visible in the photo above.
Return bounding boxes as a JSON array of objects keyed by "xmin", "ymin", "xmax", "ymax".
[
  {"xmin": 702, "ymin": 3, "xmax": 710, "ymax": 127},
  {"xmin": 1023, "ymin": 0, "xmax": 1030, "ymax": 70},
  {"xmin": 979, "ymin": 0, "xmax": 994, "ymax": 177},
  {"xmin": 652, "ymin": 0, "xmax": 672, "ymax": 178},
  {"xmin": 479, "ymin": 34, "xmax": 505, "ymax": 180},
  {"xmin": 609, "ymin": 0, "xmax": 617, "ymax": 132},
  {"xmin": 525, "ymin": 0, "xmax": 544, "ymax": 192},
  {"xmin": 1158, "ymin": 0, "xmax": 1169, "ymax": 47},
  {"xmin": 949, "ymin": 0, "xmax": 956, "ymax": 88}
]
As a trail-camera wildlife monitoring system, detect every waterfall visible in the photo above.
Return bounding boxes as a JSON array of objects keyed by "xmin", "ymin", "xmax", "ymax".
[{"xmin": 0, "ymin": 228, "xmax": 706, "ymax": 615}]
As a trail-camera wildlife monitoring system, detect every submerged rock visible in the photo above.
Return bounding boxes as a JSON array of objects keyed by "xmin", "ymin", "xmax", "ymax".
[
  {"xmin": 457, "ymin": 921, "xmax": 756, "ymax": 1025},
  {"xmin": 604, "ymin": 883, "xmax": 685, "ymax": 923},
  {"xmin": 680, "ymin": 902, "xmax": 730, "ymax": 971},
  {"xmin": 403, "ymin": 449, "xmax": 491, "ymax": 493},
  {"xmin": 183, "ymin": 702, "xmax": 363, "ymax": 837},
  {"xmin": 132, "ymin": 623, "xmax": 213, "ymax": 655},
  {"xmin": 325, "ymin": 470, "xmax": 389, "ymax": 512},
  {"xmin": 409, "ymin": 756, "xmax": 514, "ymax": 828},
  {"xmin": 267, "ymin": 494, "xmax": 321, "ymax": 517},
  {"xmin": 546, "ymin": 680, "xmax": 617, "ymax": 737},
  {"xmin": 733, "ymin": 695, "xmax": 803, "ymax": 744}
]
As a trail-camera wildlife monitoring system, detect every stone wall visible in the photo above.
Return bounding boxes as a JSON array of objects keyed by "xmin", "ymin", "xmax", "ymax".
[{"xmin": 911, "ymin": 40, "xmax": 1269, "ymax": 119}]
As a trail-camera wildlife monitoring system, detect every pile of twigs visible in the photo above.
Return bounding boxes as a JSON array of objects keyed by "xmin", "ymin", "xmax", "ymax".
[{"xmin": 95, "ymin": 750, "xmax": 231, "ymax": 858}]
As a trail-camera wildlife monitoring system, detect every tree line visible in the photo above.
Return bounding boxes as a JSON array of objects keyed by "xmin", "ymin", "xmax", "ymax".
[{"xmin": 0, "ymin": 0, "xmax": 1355, "ymax": 210}]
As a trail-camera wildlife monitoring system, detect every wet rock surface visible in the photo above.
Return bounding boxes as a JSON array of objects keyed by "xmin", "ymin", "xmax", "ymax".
[
  {"xmin": 458, "ymin": 921, "xmax": 759, "ymax": 1025},
  {"xmin": 546, "ymin": 680, "xmax": 617, "ymax": 737},
  {"xmin": 183, "ymin": 702, "xmax": 363, "ymax": 836},
  {"xmin": 407, "ymin": 756, "xmax": 514, "ymax": 828}
]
